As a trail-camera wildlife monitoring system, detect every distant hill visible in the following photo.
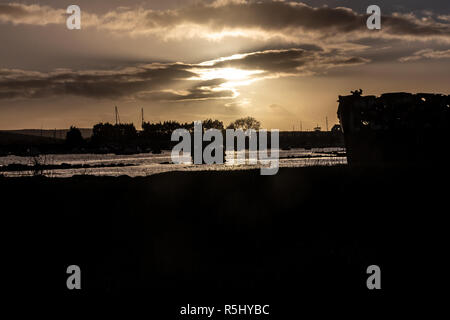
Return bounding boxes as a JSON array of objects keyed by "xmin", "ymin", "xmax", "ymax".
[
  {"xmin": 0, "ymin": 131, "xmax": 60, "ymax": 146},
  {"xmin": 4, "ymin": 128, "xmax": 93, "ymax": 140}
]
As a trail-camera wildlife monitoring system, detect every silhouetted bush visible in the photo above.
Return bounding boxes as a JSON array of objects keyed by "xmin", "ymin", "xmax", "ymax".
[{"xmin": 65, "ymin": 126, "xmax": 84, "ymax": 148}]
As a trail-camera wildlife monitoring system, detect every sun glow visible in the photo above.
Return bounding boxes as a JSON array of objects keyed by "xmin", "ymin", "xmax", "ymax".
[
  {"xmin": 193, "ymin": 67, "xmax": 263, "ymax": 82},
  {"xmin": 189, "ymin": 67, "xmax": 264, "ymax": 98},
  {"xmin": 189, "ymin": 54, "xmax": 265, "ymax": 99}
]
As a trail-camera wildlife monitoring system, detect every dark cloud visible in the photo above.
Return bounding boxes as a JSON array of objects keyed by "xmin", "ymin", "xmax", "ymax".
[
  {"xmin": 211, "ymin": 49, "xmax": 369, "ymax": 74},
  {"xmin": 0, "ymin": 48, "xmax": 369, "ymax": 101},
  {"xmin": 139, "ymin": 1, "xmax": 450, "ymax": 40},
  {"xmin": 213, "ymin": 49, "xmax": 314, "ymax": 72},
  {"xmin": 1, "ymin": 1, "xmax": 449, "ymax": 41},
  {"xmin": 143, "ymin": 88, "xmax": 235, "ymax": 102},
  {"xmin": 141, "ymin": 2, "xmax": 364, "ymax": 34},
  {"xmin": 383, "ymin": 14, "xmax": 450, "ymax": 36},
  {"xmin": 0, "ymin": 4, "xmax": 28, "ymax": 17},
  {"xmin": 297, "ymin": 1, "xmax": 450, "ymax": 14},
  {"xmin": 399, "ymin": 48, "xmax": 450, "ymax": 62},
  {"xmin": 0, "ymin": 63, "xmax": 236, "ymax": 101},
  {"xmin": 0, "ymin": 64, "xmax": 196, "ymax": 100}
]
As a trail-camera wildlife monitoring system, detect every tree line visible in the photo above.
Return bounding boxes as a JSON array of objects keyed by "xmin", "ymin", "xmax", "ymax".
[{"xmin": 66, "ymin": 117, "xmax": 261, "ymax": 152}]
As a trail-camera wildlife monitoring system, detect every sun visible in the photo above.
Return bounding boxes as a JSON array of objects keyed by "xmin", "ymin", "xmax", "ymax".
[
  {"xmin": 190, "ymin": 67, "xmax": 264, "ymax": 96},
  {"xmin": 188, "ymin": 55, "xmax": 265, "ymax": 98},
  {"xmin": 196, "ymin": 67, "xmax": 263, "ymax": 82}
]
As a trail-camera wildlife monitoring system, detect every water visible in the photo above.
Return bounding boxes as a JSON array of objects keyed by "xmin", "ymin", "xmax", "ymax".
[{"xmin": 0, "ymin": 148, "xmax": 346, "ymax": 178}]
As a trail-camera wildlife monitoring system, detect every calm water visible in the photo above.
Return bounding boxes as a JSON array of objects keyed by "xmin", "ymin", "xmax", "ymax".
[{"xmin": 0, "ymin": 148, "xmax": 346, "ymax": 177}]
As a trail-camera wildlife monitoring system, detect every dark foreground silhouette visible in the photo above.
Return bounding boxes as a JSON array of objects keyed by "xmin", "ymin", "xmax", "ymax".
[
  {"xmin": 338, "ymin": 92, "xmax": 450, "ymax": 167},
  {"xmin": 2, "ymin": 166, "xmax": 448, "ymax": 311}
]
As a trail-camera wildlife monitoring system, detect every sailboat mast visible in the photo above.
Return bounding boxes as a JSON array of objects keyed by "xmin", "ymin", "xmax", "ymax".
[{"xmin": 115, "ymin": 106, "xmax": 121, "ymax": 125}]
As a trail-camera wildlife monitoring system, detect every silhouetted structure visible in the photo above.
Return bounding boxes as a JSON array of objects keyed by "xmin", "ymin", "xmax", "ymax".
[
  {"xmin": 331, "ymin": 124, "xmax": 342, "ymax": 133},
  {"xmin": 338, "ymin": 91, "xmax": 450, "ymax": 167}
]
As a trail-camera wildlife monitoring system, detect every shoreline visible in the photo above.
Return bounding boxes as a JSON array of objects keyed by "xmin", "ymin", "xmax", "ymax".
[{"xmin": 0, "ymin": 148, "xmax": 347, "ymax": 177}]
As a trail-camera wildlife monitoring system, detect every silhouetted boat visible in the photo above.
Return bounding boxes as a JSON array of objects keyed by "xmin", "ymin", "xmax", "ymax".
[{"xmin": 337, "ymin": 90, "xmax": 450, "ymax": 167}]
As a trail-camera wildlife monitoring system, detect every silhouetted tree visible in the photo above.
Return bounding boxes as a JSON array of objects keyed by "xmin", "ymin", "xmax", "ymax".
[
  {"xmin": 142, "ymin": 121, "xmax": 186, "ymax": 137},
  {"xmin": 92, "ymin": 123, "xmax": 115, "ymax": 145},
  {"xmin": 115, "ymin": 123, "xmax": 138, "ymax": 143},
  {"xmin": 91, "ymin": 122, "xmax": 137, "ymax": 146},
  {"xmin": 66, "ymin": 126, "xmax": 84, "ymax": 147},
  {"xmin": 203, "ymin": 119, "xmax": 224, "ymax": 130},
  {"xmin": 227, "ymin": 117, "xmax": 261, "ymax": 130}
]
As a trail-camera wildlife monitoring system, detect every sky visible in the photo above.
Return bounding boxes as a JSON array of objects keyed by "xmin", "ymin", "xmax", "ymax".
[{"xmin": 0, "ymin": 0, "xmax": 449, "ymax": 130}]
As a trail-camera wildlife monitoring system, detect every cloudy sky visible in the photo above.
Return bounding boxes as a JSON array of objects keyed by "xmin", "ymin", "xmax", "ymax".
[{"xmin": 0, "ymin": 0, "xmax": 449, "ymax": 130}]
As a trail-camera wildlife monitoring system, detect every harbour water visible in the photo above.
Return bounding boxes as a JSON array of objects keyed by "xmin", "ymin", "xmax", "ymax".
[{"xmin": 0, "ymin": 148, "xmax": 346, "ymax": 178}]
